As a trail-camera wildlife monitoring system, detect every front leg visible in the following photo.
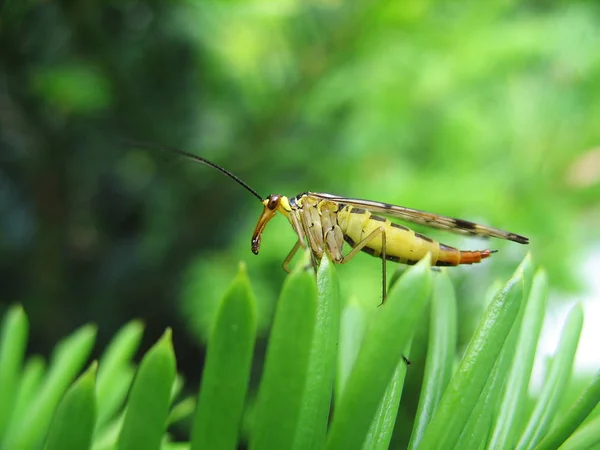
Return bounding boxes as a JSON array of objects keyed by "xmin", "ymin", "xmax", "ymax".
[
  {"xmin": 281, "ymin": 240, "xmax": 317, "ymax": 273},
  {"xmin": 282, "ymin": 240, "xmax": 302, "ymax": 273}
]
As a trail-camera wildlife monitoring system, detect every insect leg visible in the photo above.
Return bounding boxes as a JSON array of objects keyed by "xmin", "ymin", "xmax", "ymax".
[
  {"xmin": 282, "ymin": 240, "xmax": 302, "ymax": 273},
  {"xmin": 339, "ymin": 227, "xmax": 388, "ymax": 304},
  {"xmin": 340, "ymin": 227, "xmax": 410, "ymax": 364},
  {"xmin": 298, "ymin": 209, "xmax": 321, "ymax": 273}
]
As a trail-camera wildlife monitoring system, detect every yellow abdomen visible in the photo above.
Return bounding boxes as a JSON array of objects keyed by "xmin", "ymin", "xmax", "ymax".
[{"xmin": 337, "ymin": 206, "xmax": 487, "ymax": 266}]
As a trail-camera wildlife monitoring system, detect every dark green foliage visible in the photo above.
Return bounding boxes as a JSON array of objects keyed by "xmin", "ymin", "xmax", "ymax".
[
  {"xmin": 408, "ymin": 272, "xmax": 457, "ymax": 449},
  {"xmin": 117, "ymin": 330, "xmax": 177, "ymax": 450},
  {"xmin": 0, "ymin": 255, "xmax": 598, "ymax": 449},
  {"xmin": 44, "ymin": 363, "xmax": 97, "ymax": 450},
  {"xmin": 3, "ymin": 324, "xmax": 97, "ymax": 449},
  {"xmin": 191, "ymin": 264, "xmax": 256, "ymax": 450},
  {"xmin": 250, "ymin": 258, "xmax": 320, "ymax": 450},
  {"xmin": 0, "ymin": 308, "xmax": 186, "ymax": 450},
  {"xmin": 536, "ymin": 371, "xmax": 600, "ymax": 450},
  {"xmin": 417, "ymin": 260, "xmax": 525, "ymax": 449},
  {"xmin": 326, "ymin": 256, "xmax": 432, "ymax": 450}
]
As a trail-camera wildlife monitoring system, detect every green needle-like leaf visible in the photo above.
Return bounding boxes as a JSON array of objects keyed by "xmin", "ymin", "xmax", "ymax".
[
  {"xmin": 326, "ymin": 256, "xmax": 432, "ymax": 450},
  {"xmin": 408, "ymin": 272, "xmax": 457, "ymax": 450},
  {"xmin": 161, "ymin": 442, "xmax": 190, "ymax": 450},
  {"xmin": 0, "ymin": 305, "xmax": 28, "ymax": 440},
  {"xmin": 536, "ymin": 370, "xmax": 600, "ymax": 450},
  {"xmin": 490, "ymin": 269, "xmax": 548, "ymax": 449},
  {"xmin": 455, "ymin": 273, "xmax": 521, "ymax": 449},
  {"xmin": 162, "ymin": 443, "xmax": 190, "ymax": 450},
  {"xmin": 92, "ymin": 411, "xmax": 125, "ymax": 450},
  {"xmin": 517, "ymin": 253, "xmax": 536, "ymax": 299},
  {"xmin": 7, "ymin": 356, "xmax": 46, "ymax": 437},
  {"xmin": 2, "ymin": 324, "xmax": 97, "ymax": 450},
  {"xmin": 191, "ymin": 263, "xmax": 257, "ymax": 450},
  {"xmin": 168, "ymin": 397, "xmax": 196, "ymax": 426},
  {"xmin": 458, "ymin": 264, "xmax": 536, "ymax": 448},
  {"xmin": 96, "ymin": 321, "xmax": 144, "ymax": 430},
  {"xmin": 455, "ymin": 363, "xmax": 500, "ymax": 449},
  {"xmin": 516, "ymin": 304, "xmax": 584, "ymax": 450},
  {"xmin": 555, "ymin": 413, "xmax": 600, "ymax": 450},
  {"xmin": 417, "ymin": 264, "xmax": 524, "ymax": 450},
  {"xmin": 95, "ymin": 369, "xmax": 135, "ymax": 436},
  {"xmin": 336, "ymin": 298, "xmax": 368, "ymax": 400},
  {"xmin": 293, "ymin": 256, "xmax": 341, "ymax": 450},
  {"xmin": 118, "ymin": 329, "xmax": 176, "ymax": 450},
  {"xmin": 364, "ymin": 344, "xmax": 410, "ymax": 450},
  {"xmin": 44, "ymin": 362, "xmax": 98, "ymax": 450},
  {"xmin": 456, "ymin": 326, "xmax": 519, "ymax": 449},
  {"xmin": 250, "ymin": 259, "xmax": 318, "ymax": 450}
]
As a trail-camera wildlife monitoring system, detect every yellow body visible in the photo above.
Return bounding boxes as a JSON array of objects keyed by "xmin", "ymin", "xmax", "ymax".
[
  {"xmin": 337, "ymin": 206, "xmax": 441, "ymax": 264},
  {"xmin": 259, "ymin": 193, "xmax": 488, "ymax": 268}
]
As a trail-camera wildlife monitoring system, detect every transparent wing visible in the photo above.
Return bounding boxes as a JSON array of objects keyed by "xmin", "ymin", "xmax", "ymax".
[{"xmin": 309, "ymin": 192, "xmax": 529, "ymax": 244}]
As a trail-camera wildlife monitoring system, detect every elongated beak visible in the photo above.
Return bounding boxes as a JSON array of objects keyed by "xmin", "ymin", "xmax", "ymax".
[{"xmin": 251, "ymin": 205, "xmax": 277, "ymax": 255}]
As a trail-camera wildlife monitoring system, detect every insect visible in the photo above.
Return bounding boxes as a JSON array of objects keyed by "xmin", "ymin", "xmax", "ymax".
[{"xmin": 132, "ymin": 141, "xmax": 529, "ymax": 302}]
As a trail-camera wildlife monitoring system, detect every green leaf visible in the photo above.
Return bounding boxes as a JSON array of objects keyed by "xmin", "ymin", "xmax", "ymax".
[
  {"xmin": 456, "ymin": 324, "xmax": 519, "ymax": 449},
  {"xmin": 535, "ymin": 370, "xmax": 600, "ymax": 450},
  {"xmin": 364, "ymin": 344, "xmax": 411, "ymax": 450},
  {"xmin": 95, "ymin": 369, "xmax": 135, "ymax": 435},
  {"xmin": 458, "ymin": 264, "xmax": 540, "ymax": 448},
  {"xmin": 326, "ymin": 255, "xmax": 432, "ymax": 450},
  {"xmin": 191, "ymin": 263, "xmax": 257, "ymax": 450},
  {"xmin": 170, "ymin": 375, "xmax": 184, "ymax": 402},
  {"xmin": 96, "ymin": 321, "xmax": 144, "ymax": 430},
  {"xmin": 455, "ymin": 365, "xmax": 499, "ymax": 449},
  {"xmin": 417, "ymin": 264, "xmax": 524, "ymax": 450},
  {"xmin": 490, "ymin": 269, "xmax": 548, "ymax": 448},
  {"xmin": 336, "ymin": 298, "xmax": 368, "ymax": 400},
  {"xmin": 517, "ymin": 253, "xmax": 536, "ymax": 299},
  {"xmin": 0, "ymin": 305, "xmax": 28, "ymax": 440},
  {"xmin": 554, "ymin": 413, "xmax": 600, "ymax": 450},
  {"xmin": 168, "ymin": 397, "xmax": 196, "ymax": 426},
  {"xmin": 44, "ymin": 362, "xmax": 98, "ymax": 450},
  {"xmin": 448, "ymin": 275, "xmax": 515, "ymax": 448},
  {"xmin": 293, "ymin": 256, "xmax": 341, "ymax": 450},
  {"xmin": 118, "ymin": 329, "xmax": 176, "ymax": 450},
  {"xmin": 92, "ymin": 411, "xmax": 125, "ymax": 450},
  {"xmin": 516, "ymin": 304, "xmax": 584, "ymax": 450},
  {"xmin": 408, "ymin": 272, "xmax": 457, "ymax": 450},
  {"xmin": 7, "ymin": 356, "xmax": 46, "ymax": 436},
  {"xmin": 160, "ymin": 442, "xmax": 190, "ymax": 450},
  {"xmin": 250, "ymin": 261, "xmax": 318, "ymax": 450},
  {"xmin": 2, "ymin": 324, "xmax": 97, "ymax": 450},
  {"xmin": 161, "ymin": 442, "xmax": 190, "ymax": 450}
]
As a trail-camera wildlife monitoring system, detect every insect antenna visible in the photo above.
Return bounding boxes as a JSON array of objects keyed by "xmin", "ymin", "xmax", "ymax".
[{"xmin": 122, "ymin": 139, "xmax": 264, "ymax": 201}]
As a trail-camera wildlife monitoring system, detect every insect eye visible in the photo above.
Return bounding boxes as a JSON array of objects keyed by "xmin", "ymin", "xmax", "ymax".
[{"xmin": 267, "ymin": 194, "xmax": 280, "ymax": 210}]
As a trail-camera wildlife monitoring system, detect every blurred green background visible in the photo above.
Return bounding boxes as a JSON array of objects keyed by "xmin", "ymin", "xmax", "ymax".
[{"xmin": 1, "ymin": 0, "xmax": 599, "ymax": 431}]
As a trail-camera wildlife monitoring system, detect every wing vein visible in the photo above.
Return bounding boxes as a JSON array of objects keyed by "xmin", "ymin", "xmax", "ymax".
[{"xmin": 308, "ymin": 192, "xmax": 529, "ymax": 244}]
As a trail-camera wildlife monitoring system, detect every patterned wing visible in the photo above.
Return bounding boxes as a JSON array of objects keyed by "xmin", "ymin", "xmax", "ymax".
[{"xmin": 308, "ymin": 192, "xmax": 529, "ymax": 244}]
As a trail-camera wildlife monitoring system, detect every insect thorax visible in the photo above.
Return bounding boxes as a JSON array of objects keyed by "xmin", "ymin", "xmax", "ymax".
[{"xmin": 290, "ymin": 194, "xmax": 346, "ymax": 262}]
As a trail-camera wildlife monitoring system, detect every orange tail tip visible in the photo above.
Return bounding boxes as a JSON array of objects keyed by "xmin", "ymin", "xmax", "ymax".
[{"xmin": 459, "ymin": 249, "xmax": 498, "ymax": 264}]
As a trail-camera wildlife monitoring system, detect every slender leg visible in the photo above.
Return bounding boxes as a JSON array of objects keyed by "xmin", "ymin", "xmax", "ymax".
[
  {"xmin": 282, "ymin": 211, "xmax": 316, "ymax": 273},
  {"xmin": 340, "ymin": 228, "xmax": 409, "ymax": 364},
  {"xmin": 339, "ymin": 227, "xmax": 388, "ymax": 304},
  {"xmin": 282, "ymin": 240, "xmax": 302, "ymax": 273},
  {"xmin": 298, "ymin": 210, "xmax": 320, "ymax": 273}
]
